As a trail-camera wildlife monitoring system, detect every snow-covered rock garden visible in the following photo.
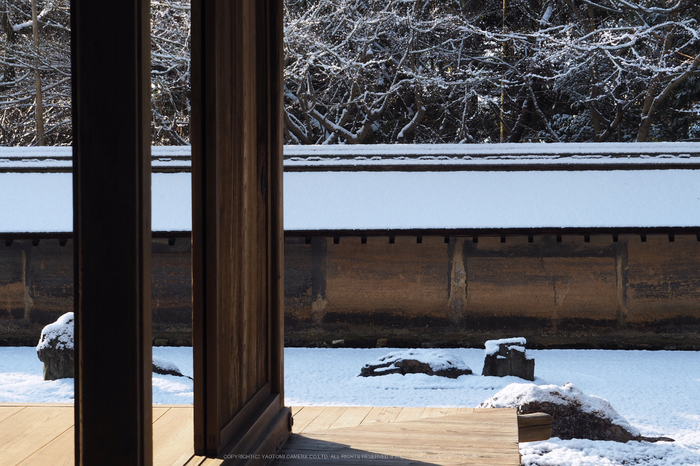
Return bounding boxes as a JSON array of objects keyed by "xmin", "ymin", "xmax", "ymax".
[{"xmin": 1, "ymin": 334, "xmax": 698, "ymax": 465}]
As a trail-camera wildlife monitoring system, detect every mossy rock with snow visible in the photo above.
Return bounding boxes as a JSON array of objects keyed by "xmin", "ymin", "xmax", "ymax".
[
  {"xmin": 152, "ymin": 357, "xmax": 192, "ymax": 380},
  {"xmin": 360, "ymin": 350, "xmax": 472, "ymax": 378},
  {"xmin": 36, "ymin": 312, "xmax": 191, "ymax": 381},
  {"xmin": 36, "ymin": 312, "xmax": 74, "ymax": 381},
  {"xmin": 480, "ymin": 382, "xmax": 648, "ymax": 443}
]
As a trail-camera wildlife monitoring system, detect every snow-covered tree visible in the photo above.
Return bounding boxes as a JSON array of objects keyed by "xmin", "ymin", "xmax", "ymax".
[
  {"xmin": 0, "ymin": 0, "xmax": 191, "ymax": 146},
  {"xmin": 150, "ymin": 0, "xmax": 191, "ymax": 145},
  {"xmin": 545, "ymin": 0, "xmax": 700, "ymax": 142},
  {"xmin": 284, "ymin": 0, "xmax": 700, "ymax": 143},
  {"xmin": 283, "ymin": 0, "xmax": 502, "ymax": 144},
  {"xmin": 2, "ymin": 0, "xmax": 698, "ymax": 145},
  {"xmin": 0, "ymin": 0, "xmax": 71, "ymax": 145}
]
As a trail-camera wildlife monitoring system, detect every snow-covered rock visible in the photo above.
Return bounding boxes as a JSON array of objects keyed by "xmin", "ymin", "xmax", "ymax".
[
  {"xmin": 479, "ymin": 382, "xmax": 642, "ymax": 443},
  {"xmin": 482, "ymin": 337, "xmax": 534, "ymax": 380},
  {"xmin": 36, "ymin": 312, "xmax": 74, "ymax": 380},
  {"xmin": 484, "ymin": 337, "xmax": 527, "ymax": 356},
  {"xmin": 152, "ymin": 356, "xmax": 192, "ymax": 380},
  {"xmin": 359, "ymin": 349, "xmax": 472, "ymax": 378},
  {"xmin": 36, "ymin": 313, "xmax": 191, "ymax": 381}
]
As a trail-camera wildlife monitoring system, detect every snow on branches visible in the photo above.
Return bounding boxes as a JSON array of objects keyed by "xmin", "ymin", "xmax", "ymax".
[
  {"xmin": 1, "ymin": 0, "xmax": 698, "ymax": 145},
  {"xmin": 283, "ymin": 0, "xmax": 700, "ymax": 144}
]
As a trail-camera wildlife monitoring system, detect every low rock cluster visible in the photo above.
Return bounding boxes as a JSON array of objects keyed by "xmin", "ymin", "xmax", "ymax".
[{"xmin": 360, "ymin": 349, "xmax": 472, "ymax": 378}]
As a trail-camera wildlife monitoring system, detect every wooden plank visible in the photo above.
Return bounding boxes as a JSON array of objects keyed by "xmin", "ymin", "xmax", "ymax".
[
  {"xmin": 153, "ymin": 407, "xmax": 195, "ymax": 466},
  {"xmin": 519, "ymin": 425, "xmax": 553, "ymax": 443},
  {"xmin": 0, "ymin": 405, "xmax": 519, "ymax": 466},
  {"xmin": 17, "ymin": 425, "xmax": 74, "ymax": 466},
  {"xmin": 420, "ymin": 407, "xmax": 452, "ymax": 419},
  {"xmin": 300, "ymin": 406, "xmax": 348, "ymax": 433},
  {"xmin": 331, "ymin": 415, "xmax": 517, "ymax": 439},
  {"xmin": 282, "ymin": 412, "xmax": 520, "ymax": 466},
  {"xmin": 198, "ymin": 458, "xmax": 224, "ymax": 465},
  {"xmin": 1, "ymin": 405, "xmax": 201, "ymax": 466},
  {"xmin": 290, "ymin": 406, "xmax": 327, "ymax": 433},
  {"xmin": 181, "ymin": 456, "xmax": 205, "ymax": 466},
  {"xmin": 518, "ymin": 413, "xmax": 552, "ymax": 442},
  {"xmin": 0, "ymin": 406, "xmax": 25, "ymax": 424},
  {"xmin": 393, "ymin": 407, "xmax": 425, "ymax": 423},
  {"xmin": 328, "ymin": 406, "xmax": 372, "ymax": 430},
  {"xmin": 443, "ymin": 408, "xmax": 460, "ymax": 416},
  {"xmin": 361, "ymin": 406, "xmax": 402, "ymax": 425},
  {"xmin": 272, "ymin": 436, "xmax": 428, "ymax": 466},
  {"xmin": 0, "ymin": 406, "xmax": 74, "ymax": 464},
  {"xmin": 152, "ymin": 406, "xmax": 171, "ymax": 423},
  {"xmin": 518, "ymin": 412, "xmax": 553, "ymax": 429},
  {"xmin": 174, "ymin": 452, "xmax": 199, "ymax": 466}
]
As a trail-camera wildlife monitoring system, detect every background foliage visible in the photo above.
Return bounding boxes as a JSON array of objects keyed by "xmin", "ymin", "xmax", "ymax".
[{"xmin": 1, "ymin": 0, "xmax": 698, "ymax": 145}]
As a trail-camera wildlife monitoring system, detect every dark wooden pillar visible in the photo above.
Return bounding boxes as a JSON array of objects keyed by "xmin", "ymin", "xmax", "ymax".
[
  {"xmin": 72, "ymin": 1, "xmax": 152, "ymax": 465},
  {"xmin": 191, "ymin": 0, "xmax": 289, "ymax": 458}
]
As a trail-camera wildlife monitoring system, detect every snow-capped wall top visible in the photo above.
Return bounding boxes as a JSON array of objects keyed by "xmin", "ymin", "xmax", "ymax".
[
  {"xmin": 2, "ymin": 143, "xmax": 699, "ymax": 171},
  {"xmin": 284, "ymin": 142, "xmax": 700, "ymax": 169},
  {"xmin": 0, "ymin": 146, "xmax": 191, "ymax": 171},
  {"xmin": 2, "ymin": 144, "xmax": 700, "ymax": 233}
]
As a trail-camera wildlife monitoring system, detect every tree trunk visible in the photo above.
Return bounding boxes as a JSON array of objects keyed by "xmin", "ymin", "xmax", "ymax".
[
  {"xmin": 1, "ymin": 1, "xmax": 17, "ymax": 85},
  {"xmin": 31, "ymin": 0, "xmax": 44, "ymax": 145}
]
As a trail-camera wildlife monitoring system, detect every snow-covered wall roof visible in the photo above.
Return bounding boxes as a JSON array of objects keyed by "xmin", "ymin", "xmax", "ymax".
[
  {"xmin": 284, "ymin": 142, "xmax": 700, "ymax": 170},
  {"xmin": 2, "ymin": 142, "xmax": 700, "ymax": 172},
  {"xmin": 1, "ymin": 168, "xmax": 699, "ymax": 233},
  {"xmin": 0, "ymin": 146, "xmax": 193, "ymax": 171}
]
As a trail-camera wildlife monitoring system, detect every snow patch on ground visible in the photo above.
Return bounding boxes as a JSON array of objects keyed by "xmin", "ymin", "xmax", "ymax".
[
  {"xmin": 521, "ymin": 438, "xmax": 700, "ymax": 466},
  {"xmin": 0, "ymin": 346, "xmax": 194, "ymax": 405},
  {"xmin": 0, "ymin": 372, "xmax": 74, "ymax": 403}
]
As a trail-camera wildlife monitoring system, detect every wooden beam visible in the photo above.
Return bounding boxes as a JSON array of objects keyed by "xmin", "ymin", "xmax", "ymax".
[
  {"xmin": 71, "ymin": 1, "xmax": 152, "ymax": 464},
  {"xmin": 517, "ymin": 413, "xmax": 552, "ymax": 443},
  {"xmin": 191, "ymin": 0, "xmax": 288, "ymax": 457},
  {"xmin": 264, "ymin": 0, "xmax": 286, "ymax": 408}
]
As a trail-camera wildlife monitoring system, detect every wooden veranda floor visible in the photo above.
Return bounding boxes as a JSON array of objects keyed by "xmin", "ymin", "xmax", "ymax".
[
  {"xmin": 273, "ymin": 406, "xmax": 520, "ymax": 465},
  {"xmin": 0, "ymin": 404, "xmax": 520, "ymax": 466}
]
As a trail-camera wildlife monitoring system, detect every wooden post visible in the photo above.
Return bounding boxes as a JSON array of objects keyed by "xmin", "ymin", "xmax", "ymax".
[
  {"xmin": 71, "ymin": 1, "xmax": 152, "ymax": 465},
  {"xmin": 191, "ymin": 0, "xmax": 289, "ymax": 458},
  {"xmin": 615, "ymin": 238, "xmax": 629, "ymax": 328}
]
